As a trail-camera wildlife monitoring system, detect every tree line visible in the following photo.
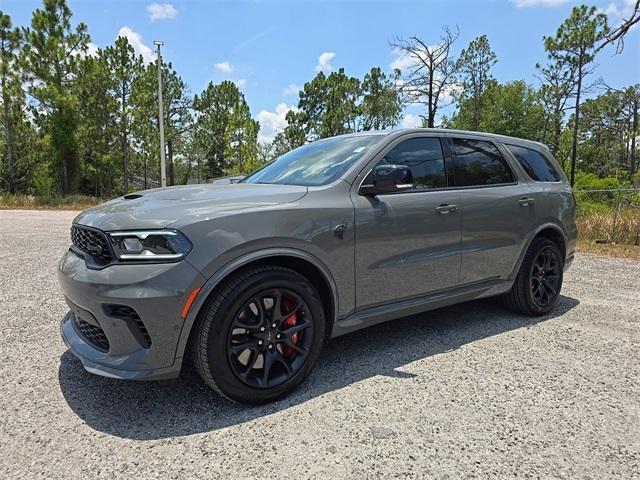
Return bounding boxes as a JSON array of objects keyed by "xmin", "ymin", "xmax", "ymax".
[{"xmin": 0, "ymin": 0, "xmax": 638, "ymax": 198}]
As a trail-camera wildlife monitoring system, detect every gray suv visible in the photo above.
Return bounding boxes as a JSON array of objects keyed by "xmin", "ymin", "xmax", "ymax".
[{"xmin": 58, "ymin": 129, "xmax": 576, "ymax": 404}]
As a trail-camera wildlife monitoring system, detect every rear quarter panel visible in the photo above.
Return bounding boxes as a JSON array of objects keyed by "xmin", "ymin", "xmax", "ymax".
[
  {"xmin": 529, "ymin": 181, "xmax": 577, "ymax": 260},
  {"xmin": 499, "ymin": 141, "xmax": 577, "ymax": 272}
]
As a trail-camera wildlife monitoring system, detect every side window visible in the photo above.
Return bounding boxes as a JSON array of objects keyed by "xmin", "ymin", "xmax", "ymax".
[
  {"xmin": 379, "ymin": 137, "xmax": 447, "ymax": 189},
  {"xmin": 451, "ymin": 138, "xmax": 514, "ymax": 187},
  {"xmin": 506, "ymin": 144, "xmax": 562, "ymax": 182}
]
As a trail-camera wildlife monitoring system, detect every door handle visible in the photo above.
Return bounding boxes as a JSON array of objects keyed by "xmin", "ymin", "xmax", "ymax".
[
  {"xmin": 519, "ymin": 198, "xmax": 535, "ymax": 206},
  {"xmin": 435, "ymin": 204, "xmax": 457, "ymax": 214}
]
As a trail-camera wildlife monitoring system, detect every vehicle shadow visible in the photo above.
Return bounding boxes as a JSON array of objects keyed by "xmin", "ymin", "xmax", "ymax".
[{"xmin": 58, "ymin": 295, "xmax": 579, "ymax": 440}]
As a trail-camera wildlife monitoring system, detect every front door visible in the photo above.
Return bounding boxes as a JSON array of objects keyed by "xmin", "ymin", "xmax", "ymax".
[{"xmin": 352, "ymin": 135, "xmax": 461, "ymax": 310}]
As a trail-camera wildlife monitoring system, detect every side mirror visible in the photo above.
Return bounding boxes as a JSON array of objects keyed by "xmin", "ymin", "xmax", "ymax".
[{"xmin": 360, "ymin": 164, "xmax": 415, "ymax": 196}]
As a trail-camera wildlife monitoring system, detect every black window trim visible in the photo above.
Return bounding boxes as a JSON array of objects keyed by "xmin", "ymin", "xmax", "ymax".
[
  {"xmin": 357, "ymin": 133, "xmax": 454, "ymax": 196},
  {"xmin": 504, "ymin": 142, "xmax": 563, "ymax": 184},
  {"xmin": 445, "ymin": 135, "xmax": 519, "ymax": 190}
]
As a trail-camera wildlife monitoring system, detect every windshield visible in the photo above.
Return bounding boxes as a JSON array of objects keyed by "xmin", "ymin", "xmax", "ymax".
[{"xmin": 242, "ymin": 135, "xmax": 384, "ymax": 186}]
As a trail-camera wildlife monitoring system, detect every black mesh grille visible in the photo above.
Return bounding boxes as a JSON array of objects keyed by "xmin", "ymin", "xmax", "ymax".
[
  {"xmin": 71, "ymin": 225, "xmax": 113, "ymax": 264},
  {"xmin": 104, "ymin": 304, "xmax": 152, "ymax": 348},
  {"xmin": 73, "ymin": 315, "xmax": 110, "ymax": 351},
  {"xmin": 133, "ymin": 317, "xmax": 152, "ymax": 348}
]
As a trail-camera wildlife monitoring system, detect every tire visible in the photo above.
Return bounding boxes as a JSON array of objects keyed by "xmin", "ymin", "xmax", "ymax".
[
  {"xmin": 191, "ymin": 265, "xmax": 325, "ymax": 404},
  {"xmin": 503, "ymin": 237, "xmax": 564, "ymax": 316}
]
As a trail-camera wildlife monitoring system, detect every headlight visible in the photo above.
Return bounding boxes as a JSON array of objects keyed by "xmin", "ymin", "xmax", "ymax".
[{"xmin": 108, "ymin": 230, "xmax": 192, "ymax": 262}]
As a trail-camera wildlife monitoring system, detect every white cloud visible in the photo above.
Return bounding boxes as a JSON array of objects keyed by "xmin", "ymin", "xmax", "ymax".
[
  {"xmin": 85, "ymin": 42, "xmax": 99, "ymax": 57},
  {"xmin": 214, "ymin": 61, "xmax": 234, "ymax": 74},
  {"xmin": 283, "ymin": 83, "xmax": 302, "ymax": 96},
  {"xmin": 147, "ymin": 3, "xmax": 178, "ymax": 22},
  {"xmin": 390, "ymin": 48, "xmax": 416, "ymax": 72},
  {"xmin": 72, "ymin": 41, "xmax": 99, "ymax": 59},
  {"xmin": 315, "ymin": 52, "xmax": 335, "ymax": 73},
  {"xmin": 603, "ymin": 0, "xmax": 636, "ymax": 18},
  {"xmin": 389, "ymin": 46, "xmax": 434, "ymax": 73},
  {"xmin": 117, "ymin": 26, "xmax": 154, "ymax": 64},
  {"xmin": 256, "ymin": 103, "xmax": 297, "ymax": 143},
  {"xmin": 401, "ymin": 114, "xmax": 423, "ymax": 129},
  {"xmin": 213, "ymin": 62, "xmax": 245, "ymax": 87},
  {"xmin": 510, "ymin": 0, "xmax": 571, "ymax": 7}
]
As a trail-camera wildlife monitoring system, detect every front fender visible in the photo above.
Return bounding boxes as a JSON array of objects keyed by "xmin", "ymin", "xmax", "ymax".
[{"xmin": 172, "ymin": 248, "xmax": 339, "ymax": 362}]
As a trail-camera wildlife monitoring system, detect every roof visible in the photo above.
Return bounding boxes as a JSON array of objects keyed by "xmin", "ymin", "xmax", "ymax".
[
  {"xmin": 339, "ymin": 128, "xmax": 550, "ymax": 152},
  {"xmin": 394, "ymin": 128, "xmax": 549, "ymax": 150}
]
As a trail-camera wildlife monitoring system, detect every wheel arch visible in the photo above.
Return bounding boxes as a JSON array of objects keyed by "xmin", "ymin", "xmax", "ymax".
[
  {"xmin": 174, "ymin": 248, "xmax": 339, "ymax": 362},
  {"xmin": 510, "ymin": 223, "xmax": 568, "ymax": 281},
  {"xmin": 534, "ymin": 226, "xmax": 566, "ymax": 260}
]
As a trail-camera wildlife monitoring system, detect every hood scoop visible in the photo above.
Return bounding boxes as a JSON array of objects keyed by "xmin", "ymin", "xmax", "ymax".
[{"xmin": 123, "ymin": 193, "xmax": 143, "ymax": 200}]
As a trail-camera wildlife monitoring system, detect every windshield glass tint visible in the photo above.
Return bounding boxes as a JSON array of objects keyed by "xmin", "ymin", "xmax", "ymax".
[{"xmin": 243, "ymin": 135, "xmax": 384, "ymax": 186}]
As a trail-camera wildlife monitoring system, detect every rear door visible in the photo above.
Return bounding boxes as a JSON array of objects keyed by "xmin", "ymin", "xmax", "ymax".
[
  {"xmin": 352, "ymin": 133, "xmax": 461, "ymax": 310},
  {"xmin": 447, "ymin": 134, "xmax": 533, "ymax": 285}
]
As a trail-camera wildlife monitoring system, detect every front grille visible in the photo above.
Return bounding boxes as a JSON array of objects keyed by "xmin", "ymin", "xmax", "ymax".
[
  {"xmin": 73, "ymin": 315, "xmax": 110, "ymax": 351},
  {"xmin": 71, "ymin": 225, "xmax": 113, "ymax": 264},
  {"xmin": 104, "ymin": 304, "xmax": 152, "ymax": 348}
]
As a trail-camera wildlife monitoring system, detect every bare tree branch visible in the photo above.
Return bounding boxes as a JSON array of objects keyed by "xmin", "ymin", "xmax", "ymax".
[
  {"xmin": 598, "ymin": 0, "xmax": 640, "ymax": 53},
  {"xmin": 390, "ymin": 26, "xmax": 460, "ymax": 127}
]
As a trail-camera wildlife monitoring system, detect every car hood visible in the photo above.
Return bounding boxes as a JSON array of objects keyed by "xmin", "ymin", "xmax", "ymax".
[{"xmin": 73, "ymin": 183, "xmax": 308, "ymax": 230}]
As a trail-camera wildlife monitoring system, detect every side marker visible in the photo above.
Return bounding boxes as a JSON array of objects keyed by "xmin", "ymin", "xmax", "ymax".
[{"xmin": 180, "ymin": 287, "xmax": 201, "ymax": 319}]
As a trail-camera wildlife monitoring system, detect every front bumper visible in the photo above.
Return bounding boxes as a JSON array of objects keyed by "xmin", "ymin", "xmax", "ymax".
[
  {"xmin": 58, "ymin": 248, "xmax": 206, "ymax": 380},
  {"xmin": 61, "ymin": 312, "xmax": 183, "ymax": 380}
]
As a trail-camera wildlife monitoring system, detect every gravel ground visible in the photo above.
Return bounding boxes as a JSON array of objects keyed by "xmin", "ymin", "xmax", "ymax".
[{"xmin": 1, "ymin": 209, "xmax": 639, "ymax": 479}]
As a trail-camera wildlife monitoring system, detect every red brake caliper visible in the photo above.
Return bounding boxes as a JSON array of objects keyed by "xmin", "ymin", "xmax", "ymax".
[{"xmin": 281, "ymin": 298, "xmax": 298, "ymax": 358}]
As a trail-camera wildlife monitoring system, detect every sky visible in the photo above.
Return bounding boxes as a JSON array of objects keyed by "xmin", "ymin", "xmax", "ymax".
[{"xmin": 2, "ymin": 0, "xmax": 639, "ymax": 143}]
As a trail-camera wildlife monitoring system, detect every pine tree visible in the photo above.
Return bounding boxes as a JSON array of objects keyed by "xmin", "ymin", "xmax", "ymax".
[
  {"xmin": 0, "ymin": 12, "xmax": 24, "ymax": 193},
  {"xmin": 103, "ymin": 36, "xmax": 143, "ymax": 193},
  {"xmin": 456, "ymin": 35, "xmax": 497, "ymax": 130},
  {"xmin": 543, "ymin": 5, "xmax": 609, "ymax": 185},
  {"xmin": 21, "ymin": 0, "xmax": 90, "ymax": 195}
]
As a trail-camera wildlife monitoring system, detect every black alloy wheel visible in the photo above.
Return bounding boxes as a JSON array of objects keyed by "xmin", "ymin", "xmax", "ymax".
[
  {"xmin": 503, "ymin": 237, "xmax": 564, "ymax": 316},
  {"xmin": 227, "ymin": 288, "xmax": 313, "ymax": 389},
  {"xmin": 529, "ymin": 247, "xmax": 561, "ymax": 309},
  {"xmin": 191, "ymin": 265, "xmax": 325, "ymax": 404}
]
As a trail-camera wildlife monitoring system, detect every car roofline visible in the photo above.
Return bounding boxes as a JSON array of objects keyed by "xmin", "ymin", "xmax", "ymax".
[{"xmin": 339, "ymin": 128, "xmax": 550, "ymax": 152}]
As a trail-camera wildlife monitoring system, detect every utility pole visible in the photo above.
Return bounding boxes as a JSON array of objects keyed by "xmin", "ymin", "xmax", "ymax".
[{"xmin": 154, "ymin": 40, "xmax": 167, "ymax": 188}]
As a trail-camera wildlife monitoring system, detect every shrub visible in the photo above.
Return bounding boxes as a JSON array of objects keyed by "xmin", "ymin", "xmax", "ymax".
[
  {"xmin": 574, "ymin": 172, "xmax": 621, "ymax": 190},
  {"xmin": 576, "ymin": 201, "xmax": 613, "ymax": 217}
]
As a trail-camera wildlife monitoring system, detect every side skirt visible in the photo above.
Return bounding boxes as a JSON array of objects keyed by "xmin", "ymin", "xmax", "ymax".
[{"xmin": 331, "ymin": 279, "xmax": 512, "ymax": 338}]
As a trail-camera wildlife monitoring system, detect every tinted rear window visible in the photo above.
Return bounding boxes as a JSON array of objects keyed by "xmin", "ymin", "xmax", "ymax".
[
  {"xmin": 451, "ymin": 138, "xmax": 513, "ymax": 186},
  {"xmin": 506, "ymin": 144, "xmax": 562, "ymax": 182}
]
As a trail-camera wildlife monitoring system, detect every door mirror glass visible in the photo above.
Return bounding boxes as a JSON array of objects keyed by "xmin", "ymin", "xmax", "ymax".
[{"xmin": 361, "ymin": 164, "xmax": 415, "ymax": 195}]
